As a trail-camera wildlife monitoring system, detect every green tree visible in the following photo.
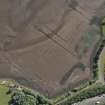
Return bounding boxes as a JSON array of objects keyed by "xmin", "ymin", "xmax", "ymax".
[{"xmin": 9, "ymin": 90, "xmax": 52, "ymax": 105}]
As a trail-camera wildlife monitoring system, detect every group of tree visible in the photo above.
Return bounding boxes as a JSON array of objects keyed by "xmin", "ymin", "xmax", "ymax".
[{"xmin": 9, "ymin": 89, "xmax": 52, "ymax": 105}]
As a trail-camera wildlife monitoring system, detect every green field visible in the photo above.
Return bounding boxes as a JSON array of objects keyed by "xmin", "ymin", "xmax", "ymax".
[{"xmin": 0, "ymin": 85, "xmax": 10, "ymax": 105}]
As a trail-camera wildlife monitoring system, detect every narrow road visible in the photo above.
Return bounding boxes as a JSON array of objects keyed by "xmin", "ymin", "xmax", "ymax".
[{"xmin": 73, "ymin": 94, "xmax": 105, "ymax": 105}]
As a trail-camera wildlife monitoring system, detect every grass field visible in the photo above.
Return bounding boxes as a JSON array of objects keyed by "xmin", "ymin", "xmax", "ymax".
[{"xmin": 0, "ymin": 85, "xmax": 10, "ymax": 105}]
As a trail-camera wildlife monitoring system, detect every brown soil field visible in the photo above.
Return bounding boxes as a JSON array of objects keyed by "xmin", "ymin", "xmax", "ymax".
[{"xmin": 0, "ymin": 0, "xmax": 104, "ymax": 97}]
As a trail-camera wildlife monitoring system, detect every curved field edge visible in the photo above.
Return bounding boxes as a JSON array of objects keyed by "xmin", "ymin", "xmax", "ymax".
[
  {"xmin": 53, "ymin": 25, "xmax": 105, "ymax": 104},
  {"xmin": 0, "ymin": 15, "xmax": 105, "ymax": 105},
  {"xmin": 0, "ymin": 80, "xmax": 105, "ymax": 105},
  {"xmin": 53, "ymin": 17, "xmax": 105, "ymax": 105}
]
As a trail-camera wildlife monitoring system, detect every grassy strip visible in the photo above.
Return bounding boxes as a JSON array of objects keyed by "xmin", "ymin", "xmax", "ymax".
[
  {"xmin": 53, "ymin": 80, "xmax": 95, "ymax": 104},
  {"xmin": 98, "ymin": 49, "xmax": 105, "ymax": 81},
  {"xmin": 55, "ymin": 82, "xmax": 105, "ymax": 105}
]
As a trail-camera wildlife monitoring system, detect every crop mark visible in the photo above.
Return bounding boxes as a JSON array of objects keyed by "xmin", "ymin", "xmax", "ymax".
[{"xmin": 34, "ymin": 25, "xmax": 77, "ymax": 58}]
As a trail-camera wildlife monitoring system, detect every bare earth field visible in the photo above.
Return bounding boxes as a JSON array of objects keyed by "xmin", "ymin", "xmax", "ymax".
[{"xmin": 0, "ymin": 0, "xmax": 105, "ymax": 97}]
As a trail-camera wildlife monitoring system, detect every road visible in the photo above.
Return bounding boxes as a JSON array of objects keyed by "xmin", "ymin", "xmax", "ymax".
[{"xmin": 73, "ymin": 94, "xmax": 105, "ymax": 105}]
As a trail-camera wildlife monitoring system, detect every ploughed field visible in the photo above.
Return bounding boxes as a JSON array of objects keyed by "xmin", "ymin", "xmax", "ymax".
[{"xmin": 0, "ymin": 0, "xmax": 104, "ymax": 97}]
